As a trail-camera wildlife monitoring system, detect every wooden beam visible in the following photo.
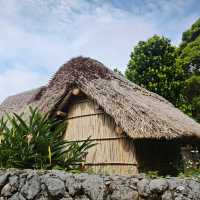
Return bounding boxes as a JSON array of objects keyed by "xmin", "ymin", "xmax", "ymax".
[
  {"xmin": 67, "ymin": 112, "xmax": 104, "ymax": 120},
  {"xmin": 64, "ymin": 136, "xmax": 127, "ymax": 143},
  {"xmin": 115, "ymin": 126, "xmax": 123, "ymax": 135},
  {"xmin": 56, "ymin": 90, "xmax": 72, "ymax": 112},
  {"xmin": 56, "ymin": 111, "xmax": 67, "ymax": 117},
  {"xmin": 72, "ymin": 88, "xmax": 80, "ymax": 96},
  {"xmin": 70, "ymin": 162, "xmax": 138, "ymax": 166}
]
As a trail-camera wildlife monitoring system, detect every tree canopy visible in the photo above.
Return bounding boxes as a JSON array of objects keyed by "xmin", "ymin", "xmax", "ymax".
[
  {"xmin": 177, "ymin": 18, "xmax": 200, "ymax": 121},
  {"xmin": 177, "ymin": 35, "xmax": 200, "ymax": 76},
  {"xmin": 180, "ymin": 18, "xmax": 200, "ymax": 49},
  {"xmin": 125, "ymin": 18, "xmax": 200, "ymax": 122},
  {"xmin": 125, "ymin": 35, "xmax": 182, "ymax": 105}
]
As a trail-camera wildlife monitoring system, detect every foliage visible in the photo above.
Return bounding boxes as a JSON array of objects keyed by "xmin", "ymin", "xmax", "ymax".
[
  {"xmin": 145, "ymin": 170, "xmax": 159, "ymax": 178},
  {"xmin": 177, "ymin": 36, "xmax": 200, "ymax": 76},
  {"xmin": 114, "ymin": 68, "xmax": 123, "ymax": 76},
  {"xmin": 184, "ymin": 75, "xmax": 200, "ymax": 102},
  {"xmin": 0, "ymin": 107, "xmax": 95, "ymax": 171},
  {"xmin": 177, "ymin": 144, "xmax": 200, "ymax": 180},
  {"xmin": 177, "ymin": 18, "xmax": 200, "ymax": 121},
  {"xmin": 191, "ymin": 97, "xmax": 200, "ymax": 122},
  {"xmin": 125, "ymin": 35, "xmax": 182, "ymax": 106},
  {"xmin": 180, "ymin": 18, "xmax": 200, "ymax": 49},
  {"xmin": 181, "ymin": 75, "xmax": 200, "ymax": 121},
  {"xmin": 178, "ymin": 168, "xmax": 200, "ymax": 181},
  {"xmin": 125, "ymin": 19, "xmax": 200, "ymax": 121}
]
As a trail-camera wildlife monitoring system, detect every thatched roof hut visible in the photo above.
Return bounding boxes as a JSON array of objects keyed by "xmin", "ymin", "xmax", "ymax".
[{"xmin": 1, "ymin": 57, "xmax": 200, "ymax": 175}]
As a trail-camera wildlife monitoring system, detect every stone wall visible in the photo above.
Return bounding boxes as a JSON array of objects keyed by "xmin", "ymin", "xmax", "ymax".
[{"xmin": 0, "ymin": 169, "xmax": 199, "ymax": 200}]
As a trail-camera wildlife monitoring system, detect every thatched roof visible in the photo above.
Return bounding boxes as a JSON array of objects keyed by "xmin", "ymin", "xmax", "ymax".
[
  {"xmin": 0, "ymin": 87, "xmax": 45, "ymax": 118},
  {"xmin": 1, "ymin": 57, "xmax": 200, "ymax": 140}
]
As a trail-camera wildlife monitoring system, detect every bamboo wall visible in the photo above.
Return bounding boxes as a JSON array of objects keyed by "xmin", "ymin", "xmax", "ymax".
[{"xmin": 64, "ymin": 97, "xmax": 138, "ymax": 174}]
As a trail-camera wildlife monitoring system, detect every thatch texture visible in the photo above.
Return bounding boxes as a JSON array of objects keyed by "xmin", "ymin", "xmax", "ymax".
[
  {"xmin": 1, "ymin": 57, "xmax": 200, "ymax": 140},
  {"xmin": 0, "ymin": 87, "xmax": 45, "ymax": 118}
]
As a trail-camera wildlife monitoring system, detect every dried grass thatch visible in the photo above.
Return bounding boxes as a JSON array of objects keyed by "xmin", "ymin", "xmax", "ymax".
[
  {"xmin": 1, "ymin": 57, "xmax": 200, "ymax": 140},
  {"xmin": 0, "ymin": 87, "xmax": 45, "ymax": 118}
]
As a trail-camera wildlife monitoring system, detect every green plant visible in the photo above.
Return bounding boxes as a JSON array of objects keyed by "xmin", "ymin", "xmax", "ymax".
[
  {"xmin": 178, "ymin": 168, "xmax": 200, "ymax": 181},
  {"xmin": 0, "ymin": 107, "xmax": 95, "ymax": 171},
  {"xmin": 180, "ymin": 18, "xmax": 200, "ymax": 49},
  {"xmin": 176, "ymin": 18, "xmax": 200, "ymax": 121},
  {"xmin": 145, "ymin": 170, "xmax": 159, "ymax": 178},
  {"xmin": 125, "ymin": 35, "xmax": 183, "ymax": 106}
]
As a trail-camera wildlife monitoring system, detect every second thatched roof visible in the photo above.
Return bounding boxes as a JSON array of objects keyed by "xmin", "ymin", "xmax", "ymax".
[{"xmin": 1, "ymin": 57, "xmax": 200, "ymax": 140}]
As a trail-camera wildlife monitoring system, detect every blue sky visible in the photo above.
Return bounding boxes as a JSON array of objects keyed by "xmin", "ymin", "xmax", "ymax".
[{"xmin": 0, "ymin": 0, "xmax": 199, "ymax": 102}]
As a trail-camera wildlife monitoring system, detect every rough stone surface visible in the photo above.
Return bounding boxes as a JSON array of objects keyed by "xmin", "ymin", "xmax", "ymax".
[
  {"xmin": 149, "ymin": 178, "xmax": 168, "ymax": 193},
  {"xmin": 44, "ymin": 177, "xmax": 65, "ymax": 198},
  {"xmin": 162, "ymin": 190, "xmax": 173, "ymax": 200},
  {"xmin": 0, "ymin": 174, "xmax": 8, "ymax": 190},
  {"xmin": 0, "ymin": 170, "xmax": 199, "ymax": 199},
  {"xmin": 137, "ymin": 178, "xmax": 151, "ymax": 197},
  {"xmin": 21, "ymin": 174, "xmax": 41, "ymax": 200}
]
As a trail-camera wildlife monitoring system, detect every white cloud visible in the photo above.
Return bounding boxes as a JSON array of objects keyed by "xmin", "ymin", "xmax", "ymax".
[
  {"xmin": 0, "ymin": 65, "xmax": 49, "ymax": 103},
  {"xmin": 0, "ymin": 0, "xmax": 157, "ymax": 70}
]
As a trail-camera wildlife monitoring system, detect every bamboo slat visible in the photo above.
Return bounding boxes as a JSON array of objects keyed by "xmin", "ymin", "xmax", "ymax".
[
  {"xmin": 85, "ymin": 138, "xmax": 137, "ymax": 164},
  {"xmin": 65, "ymin": 113, "xmax": 117, "ymax": 141},
  {"xmin": 86, "ymin": 165, "xmax": 138, "ymax": 175},
  {"xmin": 67, "ymin": 100, "xmax": 103, "ymax": 118}
]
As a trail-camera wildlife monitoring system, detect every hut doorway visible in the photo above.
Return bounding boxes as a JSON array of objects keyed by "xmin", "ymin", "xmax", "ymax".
[
  {"xmin": 63, "ymin": 93, "xmax": 138, "ymax": 174},
  {"xmin": 135, "ymin": 140, "xmax": 182, "ymax": 175}
]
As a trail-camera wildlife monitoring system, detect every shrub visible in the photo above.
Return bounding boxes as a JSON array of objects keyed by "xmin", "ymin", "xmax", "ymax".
[
  {"xmin": 0, "ymin": 107, "xmax": 95, "ymax": 171},
  {"xmin": 178, "ymin": 168, "xmax": 200, "ymax": 181}
]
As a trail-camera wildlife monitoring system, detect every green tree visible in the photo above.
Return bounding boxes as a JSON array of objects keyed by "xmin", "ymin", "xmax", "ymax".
[
  {"xmin": 177, "ymin": 18, "xmax": 200, "ymax": 121},
  {"xmin": 180, "ymin": 18, "xmax": 200, "ymax": 49},
  {"xmin": 177, "ymin": 36, "xmax": 200, "ymax": 77},
  {"xmin": 125, "ymin": 35, "xmax": 182, "ymax": 105},
  {"xmin": 184, "ymin": 75, "xmax": 200, "ymax": 121}
]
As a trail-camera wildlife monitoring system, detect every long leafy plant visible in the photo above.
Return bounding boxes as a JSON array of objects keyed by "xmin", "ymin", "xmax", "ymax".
[{"xmin": 0, "ymin": 107, "xmax": 94, "ymax": 171}]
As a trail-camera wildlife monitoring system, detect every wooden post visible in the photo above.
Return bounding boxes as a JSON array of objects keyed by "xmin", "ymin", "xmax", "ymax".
[
  {"xmin": 56, "ymin": 111, "xmax": 67, "ymax": 117},
  {"xmin": 72, "ymin": 88, "xmax": 80, "ymax": 96},
  {"xmin": 56, "ymin": 91, "xmax": 72, "ymax": 112},
  {"xmin": 115, "ymin": 126, "xmax": 123, "ymax": 135}
]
